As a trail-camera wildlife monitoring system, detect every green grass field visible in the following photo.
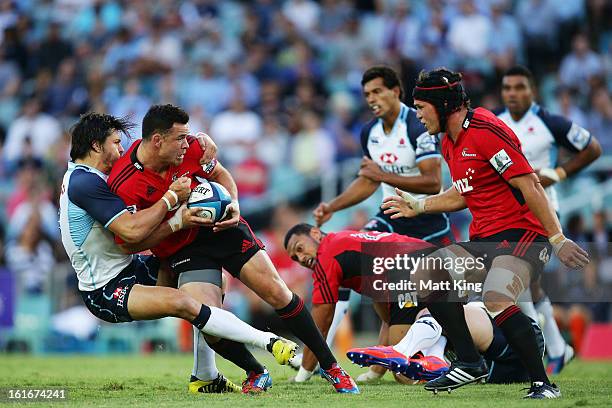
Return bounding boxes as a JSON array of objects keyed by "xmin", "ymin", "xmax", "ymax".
[{"xmin": 1, "ymin": 353, "xmax": 611, "ymax": 407}]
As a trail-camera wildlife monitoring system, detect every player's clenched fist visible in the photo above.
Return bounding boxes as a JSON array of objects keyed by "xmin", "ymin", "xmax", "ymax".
[
  {"xmin": 313, "ymin": 202, "xmax": 333, "ymax": 226},
  {"xmin": 550, "ymin": 233, "xmax": 589, "ymax": 269},
  {"xmin": 168, "ymin": 176, "xmax": 192, "ymax": 202},
  {"xmin": 381, "ymin": 188, "xmax": 425, "ymax": 219}
]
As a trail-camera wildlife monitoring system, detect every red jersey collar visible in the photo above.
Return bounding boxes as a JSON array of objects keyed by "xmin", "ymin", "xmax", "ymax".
[
  {"xmin": 446, "ymin": 109, "xmax": 474, "ymax": 144},
  {"xmin": 130, "ymin": 140, "xmax": 145, "ymax": 172}
]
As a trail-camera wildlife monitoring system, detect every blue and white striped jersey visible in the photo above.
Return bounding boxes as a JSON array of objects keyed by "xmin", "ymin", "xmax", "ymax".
[
  {"xmin": 360, "ymin": 103, "xmax": 441, "ymax": 200},
  {"xmin": 59, "ymin": 162, "xmax": 132, "ymax": 291}
]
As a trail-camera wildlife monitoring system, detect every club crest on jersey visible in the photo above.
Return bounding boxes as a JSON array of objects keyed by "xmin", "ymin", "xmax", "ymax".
[
  {"xmin": 380, "ymin": 152, "xmax": 398, "ymax": 164},
  {"xmin": 398, "ymin": 138, "xmax": 407, "ymax": 148},
  {"xmin": 489, "ymin": 149, "xmax": 513, "ymax": 175}
]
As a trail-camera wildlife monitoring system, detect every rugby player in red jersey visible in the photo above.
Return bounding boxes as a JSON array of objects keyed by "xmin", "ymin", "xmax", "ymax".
[
  {"xmin": 284, "ymin": 225, "xmax": 443, "ymax": 383},
  {"xmin": 108, "ymin": 104, "xmax": 357, "ymax": 394},
  {"xmin": 382, "ymin": 68, "xmax": 589, "ymax": 399}
]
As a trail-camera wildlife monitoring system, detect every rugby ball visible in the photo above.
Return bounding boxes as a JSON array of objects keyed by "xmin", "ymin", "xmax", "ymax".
[{"xmin": 187, "ymin": 181, "xmax": 232, "ymax": 222}]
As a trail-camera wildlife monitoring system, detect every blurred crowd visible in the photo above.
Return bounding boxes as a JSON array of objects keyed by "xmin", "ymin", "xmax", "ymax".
[{"xmin": 0, "ymin": 0, "xmax": 611, "ymax": 349}]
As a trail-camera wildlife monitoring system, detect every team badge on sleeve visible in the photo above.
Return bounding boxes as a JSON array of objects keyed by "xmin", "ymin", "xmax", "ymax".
[
  {"xmin": 489, "ymin": 149, "xmax": 513, "ymax": 175},
  {"xmin": 566, "ymin": 123, "xmax": 590, "ymax": 150},
  {"xmin": 415, "ymin": 133, "xmax": 437, "ymax": 156}
]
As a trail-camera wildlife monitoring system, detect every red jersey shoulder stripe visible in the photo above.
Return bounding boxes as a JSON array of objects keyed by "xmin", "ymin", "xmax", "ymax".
[
  {"xmin": 110, "ymin": 165, "xmax": 138, "ymax": 193},
  {"xmin": 314, "ymin": 262, "xmax": 335, "ymax": 303},
  {"xmin": 470, "ymin": 116, "xmax": 519, "ymax": 146},
  {"xmin": 469, "ymin": 119, "xmax": 524, "ymax": 155}
]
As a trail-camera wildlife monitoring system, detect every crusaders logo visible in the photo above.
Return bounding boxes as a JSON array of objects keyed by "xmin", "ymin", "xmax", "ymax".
[{"xmin": 379, "ymin": 153, "xmax": 398, "ymax": 164}]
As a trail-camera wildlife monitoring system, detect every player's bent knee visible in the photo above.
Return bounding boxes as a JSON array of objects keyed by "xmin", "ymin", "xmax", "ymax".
[
  {"xmin": 483, "ymin": 297, "xmax": 514, "ymax": 314},
  {"xmin": 262, "ymin": 283, "xmax": 292, "ymax": 309},
  {"xmin": 171, "ymin": 292, "xmax": 200, "ymax": 320}
]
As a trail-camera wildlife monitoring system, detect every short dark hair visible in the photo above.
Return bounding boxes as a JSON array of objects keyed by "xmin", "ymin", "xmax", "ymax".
[
  {"xmin": 503, "ymin": 65, "xmax": 535, "ymax": 87},
  {"xmin": 142, "ymin": 104, "xmax": 189, "ymax": 140},
  {"xmin": 283, "ymin": 223, "xmax": 315, "ymax": 249},
  {"xmin": 70, "ymin": 112, "xmax": 134, "ymax": 161},
  {"xmin": 361, "ymin": 65, "xmax": 404, "ymax": 100}
]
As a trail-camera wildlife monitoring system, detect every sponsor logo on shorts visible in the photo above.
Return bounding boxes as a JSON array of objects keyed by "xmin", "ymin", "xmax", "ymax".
[
  {"xmin": 171, "ymin": 258, "xmax": 191, "ymax": 268},
  {"xmin": 539, "ymin": 247, "xmax": 550, "ymax": 264},
  {"xmin": 397, "ymin": 292, "xmax": 418, "ymax": 309},
  {"xmin": 496, "ymin": 240, "xmax": 511, "ymax": 249},
  {"xmin": 113, "ymin": 286, "xmax": 129, "ymax": 308},
  {"xmin": 241, "ymin": 239, "xmax": 255, "ymax": 253}
]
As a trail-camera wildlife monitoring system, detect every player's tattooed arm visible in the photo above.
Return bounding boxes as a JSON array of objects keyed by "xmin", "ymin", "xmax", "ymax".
[
  {"xmin": 314, "ymin": 174, "xmax": 379, "ymax": 226},
  {"xmin": 381, "ymin": 186, "xmax": 466, "ymax": 218},
  {"xmin": 370, "ymin": 157, "xmax": 442, "ymax": 195},
  {"xmin": 509, "ymin": 173, "xmax": 589, "ymax": 269},
  {"xmin": 301, "ymin": 303, "xmax": 336, "ymax": 372}
]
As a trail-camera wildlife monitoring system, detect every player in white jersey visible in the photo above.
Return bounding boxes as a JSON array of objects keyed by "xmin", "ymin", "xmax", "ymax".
[
  {"xmin": 497, "ymin": 65, "xmax": 602, "ymax": 374},
  {"xmin": 59, "ymin": 112, "xmax": 297, "ymax": 392},
  {"xmin": 315, "ymin": 66, "xmax": 452, "ymax": 247},
  {"xmin": 309, "ymin": 66, "xmax": 453, "ymax": 382}
]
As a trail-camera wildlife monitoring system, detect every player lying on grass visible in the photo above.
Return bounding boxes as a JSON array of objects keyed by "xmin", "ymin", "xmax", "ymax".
[
  {"xmin": 284, "ymin": 224, "xmax": 440, "ymax": 383},
  {"xmin": 379, "ymin": 68, "xmax": 589, "ymax": 399},
  {"xmin": 59, "ymin": 113, "xmax": 297, "ymax": 393},
  {"xmin": 109, "ymin": 104, "xmax": 358, "ymax": 394},
  {"xmin": 347, "ymin": 302, "xmax": 544, "ymax": 384}
]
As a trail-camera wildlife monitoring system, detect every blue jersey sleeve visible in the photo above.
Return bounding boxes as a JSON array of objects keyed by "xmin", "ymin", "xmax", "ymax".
[
  {"xmin": 359, "ymin": 119, "xmax": 377, "ymax": 159},
  {"xmin": 68, "ymin": 169, "xmax": 128, "ymax": 228},
  {"xmin": 406, "ymin": 108, "xmax": 440, "ymax": 162},
  {"xmin": 537, "ymin": 108, "xmax": 591, "ymax": 152}
]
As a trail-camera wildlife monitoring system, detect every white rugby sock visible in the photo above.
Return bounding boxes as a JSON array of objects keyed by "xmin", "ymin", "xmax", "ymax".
[
  {"xmin": 422, "ymin": 335, "xmax": 447, "ymax": 361},
  {"xmin": 535, "ymin": 296, "xmax": 566, "ymax": 358},
  {"xmin": 393, "ymin": 315, "xmax": 442, "ymax": 357},
  {"xmin": 519, "ymin": 288, "xmax": 539, "ymax": 323},
  {"xmin": 192, "ymin": 328, "xmax": 219, "ymax": 381},
  {"xmin": 202, "ymin": 307, "xmax": 276, "ymax": 349},
  {"xmin": 326, "ymin": 299, "xmax": 350, "ymax": 345}
]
